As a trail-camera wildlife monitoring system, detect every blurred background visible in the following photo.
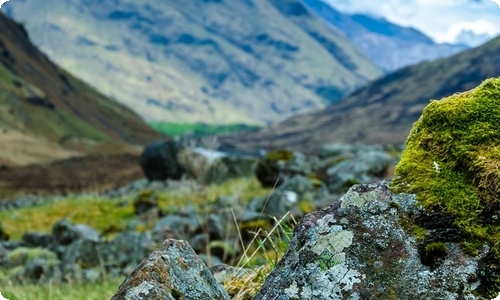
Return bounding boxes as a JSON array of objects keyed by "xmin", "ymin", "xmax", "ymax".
[{"xmin": 0, "ymin": 0, "xmax": 499, "ymax": 298}]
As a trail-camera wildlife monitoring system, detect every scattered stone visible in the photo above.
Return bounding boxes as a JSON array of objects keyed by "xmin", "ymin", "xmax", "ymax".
[
  {"xmin": 110, "ymin": 239, "xmax": 230, "ymax": 300},
  {"xmin": 21, "ymin": 232, "xmax": 52, "ymax": 248},
  {"xmin": 132, "ymin": 189, "xmax": 159, "ymax": 215},
  {"xmin": 1, "ymin": 247, "xmax": 61, "ymax": 284},
  {"xmin": 255, "ymin": 149, "xmax": 311, "ymax": 187}
]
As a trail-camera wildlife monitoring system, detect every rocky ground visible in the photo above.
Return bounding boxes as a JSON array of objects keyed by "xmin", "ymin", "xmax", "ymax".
[{"xmin": 0, "ymin": 142, "xmax": 401, "ymax": 298}]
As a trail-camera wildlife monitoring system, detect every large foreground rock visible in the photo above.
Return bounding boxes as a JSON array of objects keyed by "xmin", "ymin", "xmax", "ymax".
[
  {"xmin": 111, "ymin": 239, "xmax": 229, "ymax": 300},
  {"xmin": 254, "ymin": 181, "xmax": 486, "ymax": 299}
]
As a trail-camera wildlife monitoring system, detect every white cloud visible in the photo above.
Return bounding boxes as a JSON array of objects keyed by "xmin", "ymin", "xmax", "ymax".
[
  {"xmin": 436, "ymin": 20, "xmax": 500, "ymax": 44},
  {"xmin": 322, "ymin": 0, "xmax": 500, "ymax": 46}
]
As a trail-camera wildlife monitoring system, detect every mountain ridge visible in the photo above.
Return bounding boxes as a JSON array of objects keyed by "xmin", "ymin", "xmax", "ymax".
[
  {"xmin": 301, "ymin": 0, "xmax": 468, "ymax": 72},
  {"xmin": 2, "ymin": 0, "xmax": 382, "ymax": 125},
  {"xmin": 218, "ymin": 36, "xmax": 500, "ymax": 153}
]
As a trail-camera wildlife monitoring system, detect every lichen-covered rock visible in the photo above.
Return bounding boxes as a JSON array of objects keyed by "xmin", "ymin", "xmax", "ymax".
[
  {"xmin": 111, "ymin": 239, "xmax": 230, "ymax": 300},
  {"xmin": 392, "ymin": 77, "xmax": 500, "ymax": 298},
  {"xmin": 254, "ymin": 181, "xmax": 484, "ymax": 299}
]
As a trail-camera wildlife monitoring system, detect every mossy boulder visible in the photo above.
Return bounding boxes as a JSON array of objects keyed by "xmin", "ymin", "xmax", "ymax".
[{"xmin": 391, "ymin": 77, "xmax": 500, "ymax": 297}]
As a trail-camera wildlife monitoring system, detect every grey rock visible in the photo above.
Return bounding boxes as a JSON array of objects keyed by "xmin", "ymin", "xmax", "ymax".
[
  {"xmin": 52, "ymin": 219, "xmax": 100, "ymax": 246},
  {"xmin": 1, "ymin": 247, "xmax": 61, "ymax": 284},
  {"xmin": 110, "ymin": 239, "xmax": 230, "ymax": 300},
  {"xmin": 319, "ymin": 143, "xmax": 354, "ymax": 159},
  {"xmin": 99, "ymin": 231, "xmax": 153, "ymax": 270},
  {"xmin": 262, "ymin": 190, "xmax": 298, "ymax": 218},
  {"xmin": 62, "ymin": 239, "xmax": 101, "ymax": 269},
  {"xmin": 21, "ymin": 232, "xmax": 52, "ymax": 248},
  {"xmin": 279, "ymin": 174, "xmax": 315, "ymax": 196},
  {"xmin": 325, "ymin": 150, "xmax": 395, "ymax": 193},
  {"xmin": 256, "ymin": 150, "xmax": 311, "ymax": 188},
  {"xmin": 153, "ymin": 215, "xmax": 199, "ymax": 242},
  {"xmin": 254, "ymin": 181, "xmax": 484, "ymax": 299}
]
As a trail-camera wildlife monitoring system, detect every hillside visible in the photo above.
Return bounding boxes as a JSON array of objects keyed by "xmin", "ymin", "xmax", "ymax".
[
  {"xmin": 302, "ymin": 0, "xmax": 468, "ymax": 72},
  {"xmin": 1, "ymin": 0, "xmax": 382, "ymax": 125},
  {"xmin": 0, "ymin": 12, "xmax": 163, "ymax": 167},
  {"xmin": 218, "ymin": 36, "xmax": 500, "ymax": 153}
]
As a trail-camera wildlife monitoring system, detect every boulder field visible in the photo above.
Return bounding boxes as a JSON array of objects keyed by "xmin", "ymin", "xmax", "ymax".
[{"xmin": 118, "ymin": 78, "xmax": 500, "ymax": 299}]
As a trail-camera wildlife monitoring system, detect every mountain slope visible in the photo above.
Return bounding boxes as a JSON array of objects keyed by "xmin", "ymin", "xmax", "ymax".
[
  {"xmin": 0, "ymin": 12, "xmax": 163, "ymax": 166},
  {"xmin": 218, "ymin": 36, "xmax": 500, "ymax": 153},
  {"xmin": 302, "ymin": 0, "xmax": 468, "ymax": 72},
  {"xmin": 2, "ymin": 0, "xmax": 382, "ymax": 125}
]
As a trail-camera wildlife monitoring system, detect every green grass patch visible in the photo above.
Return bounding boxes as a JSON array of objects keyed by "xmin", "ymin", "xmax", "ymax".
[
  {"xmin": 148, "ymin": 122, "xmax": 260, "ymax": 137},
  {"xmin": 0, "ymin": 196, "xmax": 135, "ymax": 240},
  {"xmin": 0, "ymin": 178, "xmax": 271, "ymax": 241},
  {"xmin": 1, "ymin": 276, "xmax": 125, "ymax": 300}
]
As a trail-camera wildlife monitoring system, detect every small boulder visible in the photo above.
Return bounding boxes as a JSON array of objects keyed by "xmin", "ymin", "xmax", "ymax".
[
  {"xmin": 256, "ymin": 149, "xmax": 310, "ymax": 188},
  {"xmin": 52, "ymin": 219, "xmax": 100, "ymax": 246},
  {"xmin": 110, "ymin": 239, "xmax": 230, "ymax": 300},
  {"xmin": 139, "ymin": 140, "xmax": 185, "ymax": 181},
  {"xmin": 21, "ymin": 232, "xmax": 52, "ymax": 248}
]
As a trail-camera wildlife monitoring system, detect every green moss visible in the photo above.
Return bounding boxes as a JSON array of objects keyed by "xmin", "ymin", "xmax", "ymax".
[
  {"xmin": 171, "ymin": 288, "xmax": 183, "ymax": 299},
  {"xmin": 265, "ymin": 149, "xmax": 294, "ymax": 161},
  {"xmin": 132, "ymin": 189, "xmax": 158, "ymax": 214},
  {"xmin": 391, "ymin": 77, "xmax": 500, "ymax": 297},
  {"xmin": 425, "ymin": 242, "xmax": 446, "ymax": 253}
]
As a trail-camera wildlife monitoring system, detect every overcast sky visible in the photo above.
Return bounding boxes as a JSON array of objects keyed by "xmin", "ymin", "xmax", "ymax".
[{"xmin": 323, "ymin": 0, "xmax": 500, "ymax": 46}]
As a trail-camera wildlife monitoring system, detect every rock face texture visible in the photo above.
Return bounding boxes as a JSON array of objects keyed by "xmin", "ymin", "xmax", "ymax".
[
  {"xmin": 111, "ymin": 239, "xmax": 230, "ymax": 300},
  {"xmin": 253, "ymin": 181, "xmax": 484, "ymax": 299}
]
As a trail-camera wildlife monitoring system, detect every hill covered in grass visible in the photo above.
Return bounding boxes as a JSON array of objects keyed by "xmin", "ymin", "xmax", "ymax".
[
  {"xmin": 0, "ymin": 12, "xmax": 163, "ymax": 166},
  {"xmin": 2, "ymin": 0, "xmax": 382, "ymax": 125}
]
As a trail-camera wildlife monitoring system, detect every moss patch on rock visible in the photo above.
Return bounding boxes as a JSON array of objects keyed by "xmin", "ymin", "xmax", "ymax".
[{"xmin": 391, "ymin": 77, "xmax": 500, "ymax": 297}]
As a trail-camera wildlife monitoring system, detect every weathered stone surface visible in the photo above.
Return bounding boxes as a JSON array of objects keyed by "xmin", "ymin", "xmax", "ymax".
[
  {"xmin": 254, "ymin": 181, "xmax": 485, "ymax": 299},
  {"xmin": 111, "ymin": 239, "xmax": 230, "ymax": 300}
]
